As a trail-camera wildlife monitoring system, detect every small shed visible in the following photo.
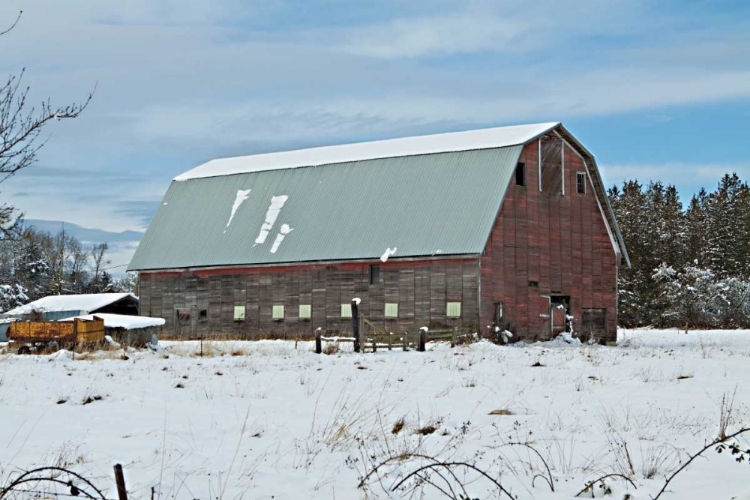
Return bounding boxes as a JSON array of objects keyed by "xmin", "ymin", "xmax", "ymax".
[
  {"xmin": 59, "ymin": 313, "xmax": 164, "ymax": 347},
  {"xmin": 5, "ymin": 293, "xmax": 139, "ymax": 321},
  {"xmin": 0, "ymin": 317, "xmax": 18, "ymax": 342}
]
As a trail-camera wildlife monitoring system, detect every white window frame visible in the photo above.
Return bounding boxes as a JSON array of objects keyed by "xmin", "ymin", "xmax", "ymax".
[
  {"xmin": 272, "ymin": 304, "xmax": 285, "ymax": 320},
  {"xmin": 576, "ymin": 171, "xmax": 586, "ymax": 195}
]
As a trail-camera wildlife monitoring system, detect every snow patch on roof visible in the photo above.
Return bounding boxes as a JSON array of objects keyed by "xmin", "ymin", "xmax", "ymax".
[
  {"xmin": 254, "ymin": 195, "xmax": 288, "ymax": 245},
  {"xmin": 270, "ymin": 224, "xmax": 293, "ymax": 254},
  {"xmin": 5, "ymin": 293, "xmax": 137, "ymax": 316},
  {"xmin": 59, "ymin": 313, "xmax": 164, "ymax": 330},
  {"xmin": 380, "ymin": 247, "xmax": 397, "ymax": 262},
  {"xmin": 175, "ymin": 123, "xmax": 559, "ymax": 181},
  {"xmin": 225, "ymin": 189, "xmax": 251, "ymax": 231}
]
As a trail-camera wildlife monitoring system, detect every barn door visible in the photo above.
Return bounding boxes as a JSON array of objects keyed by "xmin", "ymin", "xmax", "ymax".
[
  {"xmin": 551, "ymin": 305, "xmax": 566, "ymax": 336},
  {"xmin": 537, "ymin": 295, "xmax": 551, "ymax": 339},
  {"xmin": 550, "ymin": 296, "xmax": 570, "ymax": 337}
]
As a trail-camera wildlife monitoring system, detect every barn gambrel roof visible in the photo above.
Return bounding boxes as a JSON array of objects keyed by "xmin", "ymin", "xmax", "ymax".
[{"xmin": 129, "ymin": 123, "xmax": 628, "ymax": 271}]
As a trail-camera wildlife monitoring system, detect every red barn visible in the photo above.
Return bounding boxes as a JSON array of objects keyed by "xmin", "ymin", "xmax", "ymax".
[{"xmin": 129, "ymin": 123, "xmax": 629, "ymax": 343}]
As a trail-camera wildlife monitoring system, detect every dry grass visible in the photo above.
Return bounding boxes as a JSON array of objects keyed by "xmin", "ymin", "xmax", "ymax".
[
  {"xmin": 416, "ymin": 425, "xmax": 437, "ymax": 436},
  {"xmin": 81, "ymin": 393, "xmax": 103, "ymax": 405},
  {"xmin": 323, "ymin": 342, "xmax": 339, "ymax": 355},
  {"xmin": 489, "ymin": 409, "xmax": 514, "ymax": 416}
]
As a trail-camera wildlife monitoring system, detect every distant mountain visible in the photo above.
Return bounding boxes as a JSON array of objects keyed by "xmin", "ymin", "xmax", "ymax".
[{"xmin": 22, "ymin": 219, "xmax": 144, "ymax": 244}]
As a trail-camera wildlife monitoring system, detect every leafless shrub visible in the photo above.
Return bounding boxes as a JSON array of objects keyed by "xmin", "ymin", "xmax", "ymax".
[{"xmin": 719, "ymin": 388, "xmax": 738, "ymax": 440}]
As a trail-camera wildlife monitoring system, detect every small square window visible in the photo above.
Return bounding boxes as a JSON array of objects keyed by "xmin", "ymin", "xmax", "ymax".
[
  {"xmin": 384, "ymin": 303, "xmax": 399, "ymax": 318},
  {"xmin": 446, "ymin": 302, "xmax": 462, "ymax": 318},
  {"xmin": 516, "ymin": 162, "xmax": 526, "ymax": 186},
  {"xmin": 576, "ymin": 172, "xmax": 586, "ymax": 194},
  {"xmin": 233, "ymin": 305, "xmax": 246, "ymax": 321},
  {"xmin": 370, "ymin": 265, "xmax": 380, "ymax": 285},
  {"xmin": 299, "ymin": 304, "xmax": 311, "ymax": 319},
  {"xmin": 341, "ymin": 303, "xmax": 352, "ymax": 318},
  {"xmin": 272, "ymin": 304, "xmax": 285, "ymax": 320}
]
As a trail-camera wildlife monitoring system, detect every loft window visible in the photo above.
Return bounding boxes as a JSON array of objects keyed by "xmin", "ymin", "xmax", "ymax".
[
  {"xmin": 341, "ymin": 303, "xmax": 352, "ymax": 318},
  {"xmin": 384, "ymin": 303, "xmax": 399, "ymax": 318},
  {"xmin": 446, "ymin": 302, "xmax": 462, "ymax": 318},
  {"xmin": 272, "ymin": 304, "xmax": 285, "ymax": 320},
  {"xmin": 539, "ymin": 136, "xmax": 564, "ymax": 195},
  {"xmin": 233, "ymin": 305, "xmax": 246, "ymax": 322},
  {"xmin": 299, "ymin": 304, "xmax": 311, "ymax": 319},
  {"xmin": 370, "ymin": 265, "xmax": 380, "ymax": 285},
  {"xmin": 576, "ymin": 172, "xmax": 586, "ymax": 194},
  {"xmin": 515, "ymin": 162, "xmax": 526, "ymax": 186}
]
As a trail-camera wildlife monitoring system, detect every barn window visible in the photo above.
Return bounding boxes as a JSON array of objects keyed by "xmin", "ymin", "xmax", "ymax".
[
  {"xmin": 576, "ymin": 172, "xmax": 586, "ymax": 194},
  {"xmin": 515, "ymin": 162, "xmax": 525, "ymax": 186},
  {"xmin": 341, "ymin": 303, "xmax": 352, "ymax": 318},
  {"xmin": 299, "ymin": 304, "xmax": 311, "ymax": 319},
  {"xmin": 384, "ymin": 303, "xmax": 399, "ymax": 318},
  {"xmin": 446, "ymin": 302, "xmax": 462, "ymax": 318},
  {"xmin": 539, "ymin": 136, "xmax": 564, "ymax": 195},
  {"xmin": 272, "ymin": 304, "xmax": 285, "ymax": 320},
  {"xmin": 370, "ymin": 265, "xmax": 380, "ymax": 285},
  {"xmin": 233, "ymin": 306, "xmax": 246, "ymax": 321}
]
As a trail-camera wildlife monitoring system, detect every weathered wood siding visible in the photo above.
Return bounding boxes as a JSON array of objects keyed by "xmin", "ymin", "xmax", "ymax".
[
  {"xmin": 480, "ymin": 138, "xmax": 618, "ymax": 342},
  {"xmin": 139, "ymin": 258, "xmax": 479, "ymax": 338}
]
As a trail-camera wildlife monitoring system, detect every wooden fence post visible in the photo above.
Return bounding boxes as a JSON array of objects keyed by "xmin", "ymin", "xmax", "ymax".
[
  {"xmin": 315, "ymin": 328, "xmax": 322, "ymax": 354},
  {"xmin": 388, "ymin": 332, "xmax": 392, "ymax": 350},
  {"xmin": 114, "ymin": 464, "xmax": 128, "ymax": 500},
  {"xmin": 352, "ymin": 299, "xmax": 360, "ymax": 353},
  {"xmin": 451, "ymin": 328, "xmax": 457, "ymax": 348},
  {"xmin": 419, "ymin": 327, "xmax": 427, "ymax": 352}
]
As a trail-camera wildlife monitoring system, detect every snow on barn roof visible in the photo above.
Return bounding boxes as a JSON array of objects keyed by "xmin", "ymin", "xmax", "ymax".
[
  {"xmin": 175, "ymin": 123, "xmax": 559, "ymax": 181},
  {"xmin": 59, "ymin": 313, "xmax": 164, "ymax": 330},
  {"xmin": 5, "ymin": 293, "xmax": 137, "ymax": 316}
]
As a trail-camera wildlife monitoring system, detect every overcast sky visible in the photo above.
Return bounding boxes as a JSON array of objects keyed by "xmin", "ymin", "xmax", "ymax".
[{"xmin": 2, "ymin": 0, "xmax": 749, "ymax": 238}]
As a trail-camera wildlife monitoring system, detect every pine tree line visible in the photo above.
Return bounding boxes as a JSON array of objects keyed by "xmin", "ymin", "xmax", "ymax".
[
  {"xmin": 610, "ymin": 173, "xmax": 750, "ymax": 328},
  {"xmin": 0, "ymin": 227, "xmax": 135, "ymax": 312}
]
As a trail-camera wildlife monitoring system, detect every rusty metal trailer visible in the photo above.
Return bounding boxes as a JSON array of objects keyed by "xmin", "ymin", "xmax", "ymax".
[{"xmin": 8, "ymin": 318, "xmax": 106, "ymax": 354}]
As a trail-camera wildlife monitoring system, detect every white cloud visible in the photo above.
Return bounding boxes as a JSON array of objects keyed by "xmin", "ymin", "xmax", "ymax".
[
  {"xmin": 341, "ymin": 13, "xmax": 527, "ymax": 59},
  {"xmin": 601, "ymin": 163, "xmax": 750, "ymax": 198}
]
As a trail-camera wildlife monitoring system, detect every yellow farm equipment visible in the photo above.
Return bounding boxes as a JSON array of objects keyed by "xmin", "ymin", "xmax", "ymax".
[{"xmin": 8, "ymin": 317, "xmax": 105, "ymax": 354}]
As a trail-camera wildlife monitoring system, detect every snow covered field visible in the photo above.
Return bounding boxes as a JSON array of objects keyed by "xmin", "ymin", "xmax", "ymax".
[{"xmin": 1, "ymin": 329, "xmax": 749, "ymax": 499}]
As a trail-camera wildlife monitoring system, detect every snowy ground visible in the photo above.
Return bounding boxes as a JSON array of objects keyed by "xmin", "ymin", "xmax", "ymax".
[{"xmin": 1, "ymin": 329, "xmax": 749, "ymax": 500}]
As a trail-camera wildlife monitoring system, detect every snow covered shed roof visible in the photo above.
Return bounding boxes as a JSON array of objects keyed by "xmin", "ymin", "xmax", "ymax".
[
  {"xmin": 59, "ymin": 313, "xmax": 165, "ymax": 330},
  {"xmin": 129, "ymin": 122, "xmax": 628, "ymax": 271},
  {"xmin": 5, "ymin": 293, "xmax": 138, "ymax": 316}
]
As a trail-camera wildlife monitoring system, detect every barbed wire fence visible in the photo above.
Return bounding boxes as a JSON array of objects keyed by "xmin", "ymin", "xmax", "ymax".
[{"xmin": 0, "ymin": 464, "xmax": 128, "ymax": 500}]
